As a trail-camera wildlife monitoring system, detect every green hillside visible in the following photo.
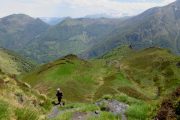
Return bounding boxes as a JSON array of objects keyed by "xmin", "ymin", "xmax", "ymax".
[
  {"xmin": 0, "ymin": 48, "xmax": 36, "ymax": 75},
  {"xmin": 21, "ymin": 47, "xmax": 180, "ymax": 119},
  {"xmin": 0, "ymin": 67, "xmax": 52, "ymax": 120},
  {"xmin": 0, "ymin": 48, "xmax": 53, "ymax": 120},
  {"xmin": 0, "ymin": 48, "xmax": 52, "ymax": 120},
  {"xmin": 21, "ymin": 54, "xmax": 110, "ymax": 102}
]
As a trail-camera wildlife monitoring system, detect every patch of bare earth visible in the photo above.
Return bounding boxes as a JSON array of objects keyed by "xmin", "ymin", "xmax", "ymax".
[{"xmin": 156, "ymin": 87, "xmax": 180, "ymax": 120}]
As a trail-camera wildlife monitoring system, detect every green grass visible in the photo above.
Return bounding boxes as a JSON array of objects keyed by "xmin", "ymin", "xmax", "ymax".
[
  {"xmin": 22, "ymin": 57, "xmax": 111, "ymax": 102},
  {"xmin": 15, "ymin": 108, "xmax": 39, "ymax": 120},
  {"xmin": 126, "ymin": 102, "xmax": 156, "ymax": 120},
  {"xmin": 0, "ymin": 100, "xmax": 10, "ymax": 120},
  {"xmin": 114, "ymin": 93, "xmax": 143, "ymax": 105},
  {"xmin": 52, "ymin": 112, "xmax": 73, "ymax": 120},
  {"xmin": 59, "ymin": 103, "xmax": 99, "ymax": 112},
  {"xmin": 101, "ymin": 45, "xmax": 133, "ymax": 60},
  {"xmin": 21, "ymin": 47, "xmax": 180, "ymax": 119}
]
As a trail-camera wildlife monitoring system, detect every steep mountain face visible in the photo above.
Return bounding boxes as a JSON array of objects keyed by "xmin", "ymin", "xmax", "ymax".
[
  {"xmin": 23, "ymin": 18, "xmax": 123, "ymax": 63},
  {"xmin": 83, "ymin": 0, "xmax": 180, "ymax": 58},
  {"xmin": 0, "ymin": 14, "xmax": 49, "ymax": 50}
]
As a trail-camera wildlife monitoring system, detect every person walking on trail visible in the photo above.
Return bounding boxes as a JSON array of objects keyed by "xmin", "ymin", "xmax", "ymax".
[{"xmin": 56, "ymin": 88, "xmax": 63, "ymax": 105}]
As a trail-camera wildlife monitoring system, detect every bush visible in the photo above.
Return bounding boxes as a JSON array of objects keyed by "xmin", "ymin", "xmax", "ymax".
[{"xmin": 15, "ymin": 108, "xmax": 39, "ymax": 120}]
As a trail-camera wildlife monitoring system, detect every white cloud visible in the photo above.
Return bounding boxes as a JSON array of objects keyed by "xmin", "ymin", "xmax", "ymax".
[
  {"xmin": 0, "ymin": 0, "xmax": 176, "ymax": 18},
  {"xmin": 61, "ymin": 0, "xmax": 175, "ymax": 17}
]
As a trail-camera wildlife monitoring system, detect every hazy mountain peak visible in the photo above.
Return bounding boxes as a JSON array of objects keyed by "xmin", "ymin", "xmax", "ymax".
[
  {"xmin": 0, "ymin": 14, "xmax": 35, "ymax": 25},
  {"xmin": 40, "ymin": 17, "xmax": 67, "ymax": 25}
]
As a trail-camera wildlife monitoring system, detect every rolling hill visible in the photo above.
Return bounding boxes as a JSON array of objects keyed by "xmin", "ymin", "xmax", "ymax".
[
  {"xmin": 83, "ymin": 0, "xmax": 180, "ymax": 59},
  {"xmin": 21, "ymin": 47, "xmax": 180, "ymax": 119}
]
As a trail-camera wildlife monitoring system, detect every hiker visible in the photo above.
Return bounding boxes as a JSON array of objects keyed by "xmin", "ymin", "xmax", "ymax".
[{"xmin": 56, "ymin": 88, "xmax": 63, "ymax": 105}]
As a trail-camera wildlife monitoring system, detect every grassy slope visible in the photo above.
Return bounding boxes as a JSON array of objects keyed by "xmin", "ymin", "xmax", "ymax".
[
  {"xmin": 22, "ymin": 55, "xmax": 110, "ymax": 102},
  {"xmin": 103, "ymin": 46, "xmax": 180, "ymax": 119},
  {"xmin": 0, "ymin": 48, "xmax": 36, "ymax": 75},
  {"xmin": 120, "ymin": 47, "xmax": 180, "ymax": 97},
  {"xmin": 0, "ymin": 70, "xmax": 52, "ymax": 120},
  {"xmin": 0, "ymin": 48, "xmax": 52, "ymax": 120},
  {"xmin": 21, "ymin": 47, "xmax": 180, "ymax": 119}
]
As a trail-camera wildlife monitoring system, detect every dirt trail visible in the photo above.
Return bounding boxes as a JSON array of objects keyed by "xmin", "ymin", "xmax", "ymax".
[{"xmin": 47, "ymin": 105, "xmax": 82, "ymax": 119}]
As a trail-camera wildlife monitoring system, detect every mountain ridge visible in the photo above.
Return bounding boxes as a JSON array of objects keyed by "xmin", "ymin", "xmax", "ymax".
[
  {"xmin": 82, "ymin": 0, "xmax": 180, "ymax": 58},
  {"xmin": 0, "ymin": 14, "xmax": 49, "ymax": 51}
]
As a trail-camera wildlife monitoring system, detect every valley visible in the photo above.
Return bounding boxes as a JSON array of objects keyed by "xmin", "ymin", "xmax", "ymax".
[{"xmin": 0, "ymin": 0, "xmax": 180, "ymax": 120}]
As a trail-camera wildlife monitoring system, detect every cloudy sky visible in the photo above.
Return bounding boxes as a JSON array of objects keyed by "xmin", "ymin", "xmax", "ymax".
[{"xmin": 0, "ymin": 0, "xmax": 176, "ymax": 18}]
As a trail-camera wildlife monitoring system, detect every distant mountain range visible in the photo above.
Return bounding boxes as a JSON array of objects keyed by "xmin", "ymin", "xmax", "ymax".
[
  {"xmin": 0, "ymin": 1, "xmax": 180, "ymax": 63},
  {"xmin": 24, "ymin": 17, "xmax": 124, "ymax": 63},
  {"xmin": 39, "ymin": 14, "xmax": 118, "ymax": 25},
  {"xmin": 83, "ymin": 0, "xmax": 180, "ymax": 58},
  {"xmin": 40, "ymin": 14, "xmax": 121, "ymax": 25},
  {"xmin": 0, "ymin": 14, "xmax": 125, "ymax": 63}
]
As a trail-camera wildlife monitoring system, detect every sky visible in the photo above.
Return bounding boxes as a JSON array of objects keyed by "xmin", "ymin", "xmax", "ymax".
[{"xmin": 0, "ymin": 0, "xmax": 176, "ymax": 18}]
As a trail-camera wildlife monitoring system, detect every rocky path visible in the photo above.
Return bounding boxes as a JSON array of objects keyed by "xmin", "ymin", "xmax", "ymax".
[
  {"xmin": 96, "ymin": 99, "xmax": 129, "ymax": 120},
  {"xmin": 47, "ymin": 106, "xmax": 59, "ymax": 119},
  {"xmin": 47, "ymin": 99, "xmax": 128, "ymax": 120}
]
